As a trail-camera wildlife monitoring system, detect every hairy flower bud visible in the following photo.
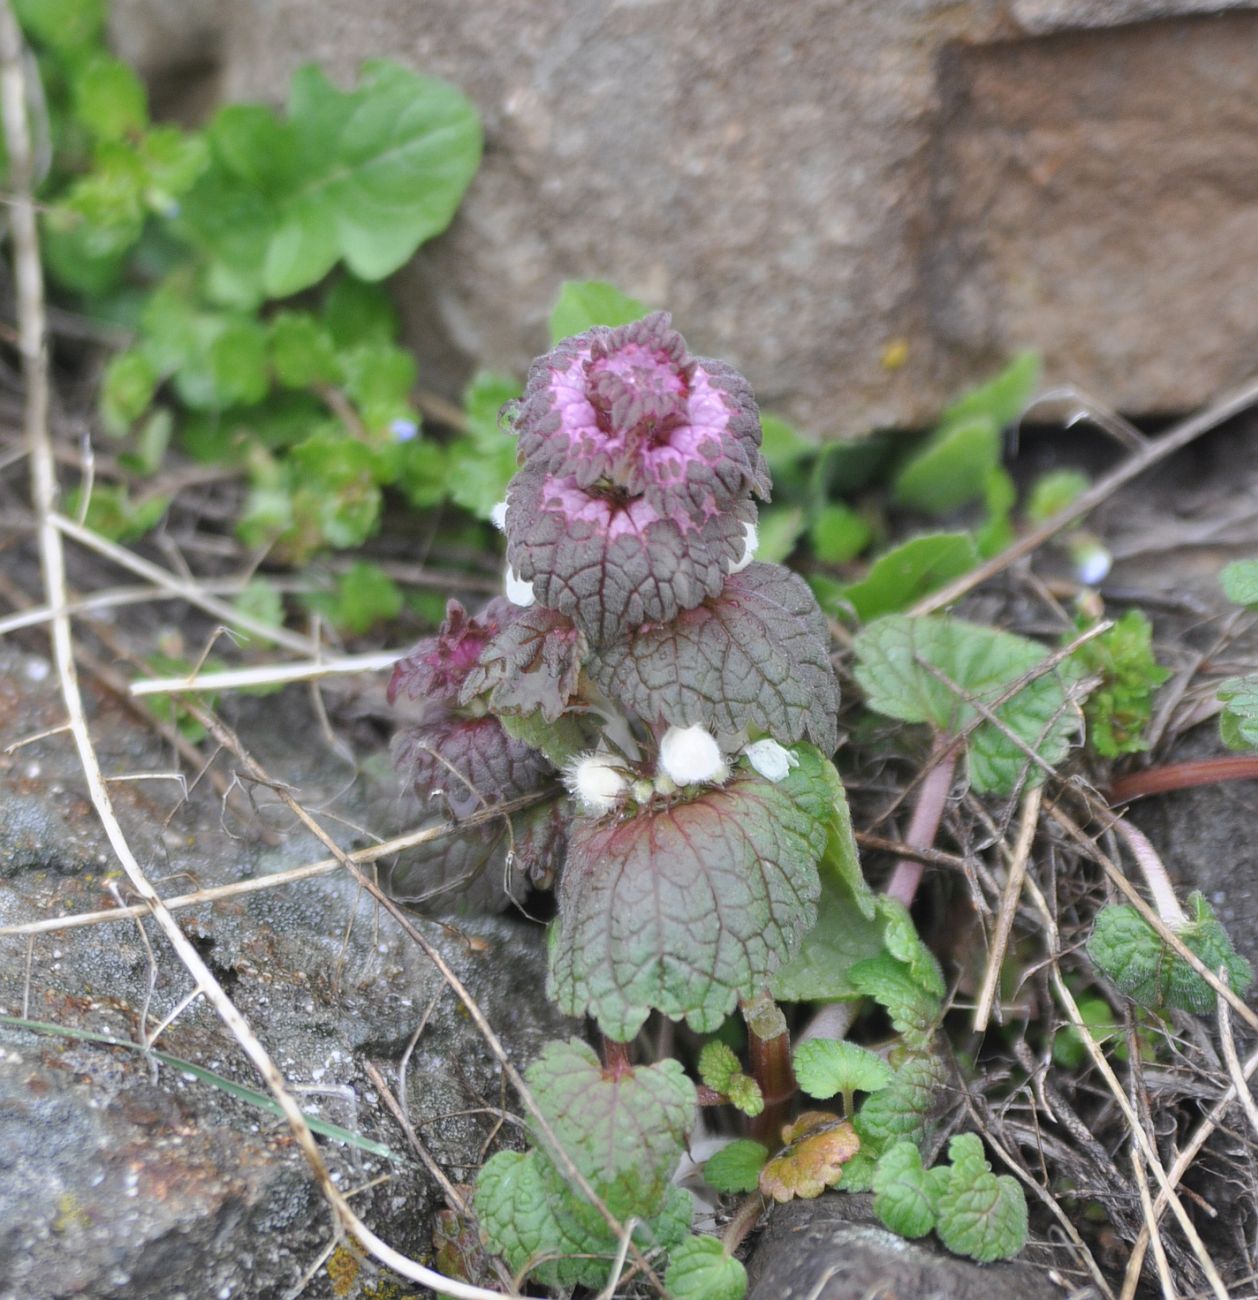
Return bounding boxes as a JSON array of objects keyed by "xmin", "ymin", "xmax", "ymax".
[
  {"xmin": 743, "ymin": 738, "xmax": 799, "ymax": 783},
  {"xmin": 564, "ymin": 752, "xmax": 629, "ymax": 814},
  {"xmin": 659, "ymin": 724, "xmax": 728, "ymax": 787}
]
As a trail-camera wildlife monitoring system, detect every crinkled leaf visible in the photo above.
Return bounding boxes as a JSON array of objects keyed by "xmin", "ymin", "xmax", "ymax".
[
  {"xmin": 1088, "ymin": 893, "xmax": 1253, "ymax": 1013},
  {"xmin": 848, "ymin": 953, "xmax": 942, "ymax": 1052},
  {"xmin": 872, "ymin": 1141, "xmax": 937, "ymax": 1239},
  {"xmin": 933, "ymin": 1134, "xmax": 1028, "ymax": 1262},
  {"xmin": 549, "ymin": 745, "xmax": 832, "ymax": 1039},
  {"xmin": 525, "ymin": 1038, "xmax": 696, "ymax": 1223},
  {"xmin": 389, "ymin": 598, "xmax": 511, "ymax": 709},
  {"xmin": 550, "ymin": 279, "xmax": 650, "ymax": 343},
  {"xmin": 589, "ymin": 562, "xmax": 839, "ymax": 751},
  {"xmin": 462, "ymin": 605, "xmax": 588, "ymax": 723},
  {"xmin": 794, "ymin": 1039, "xmax": 894, "ymax": 1101},
  {"xmin": 1219, "ymin": 674, "xmax": 1258, "ymax": 751},
  {"xmin": 854, "ymin": 1053, "xmax": 948, "ymax": 1154},
  {"xmin": 726, "ymin": 1074, "xmax": 765, "ymax": 1117},
  {"xmin": 698, "ymin": 1041, "xmax": 741, "ymax": 1093},
  {"xmin": 704, "ymin": 1141, "xmax": 769, "ymax": 1195},
  {"xmin": 842, "ymin": 533, "xmax": 979, "ymax": 622},
  {"xmin": 1221, "ymin": 558, "xmax": 1258, "ymax": 607},
  {"xmin": 1071, "ymin": 610, "xmax": 1169, "ymax": 757},
  {"xmin": 665, "ymin": 1235, "xmax": 748, "ymax": 1300},
  {"xmin": 759, "ymin": 1111, "xmax": 860, "ymax": 1203},
  {"xmin": 853, "ymin": 613, "xmax": 1083, "ymax": 794},
  {"xmin": 877, "ymin": 897, "xmax": 946, "ymax": 999}
]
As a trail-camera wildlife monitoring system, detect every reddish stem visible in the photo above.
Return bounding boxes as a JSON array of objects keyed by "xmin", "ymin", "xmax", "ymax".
[
  {"xmin": 600, "ymin": 1035, "xmax": 633, "ymax": 1078},
  {"xmin": 1109, "ymin": 755, "xmax": 1258, "ymax": 805},
  {"xmin": 745, "ymin": 1016, "xmax": 795, "ymax": 1146},
  {"xmin": 883, "ymin": 742, "xmax": 959, "ymax": 908}
]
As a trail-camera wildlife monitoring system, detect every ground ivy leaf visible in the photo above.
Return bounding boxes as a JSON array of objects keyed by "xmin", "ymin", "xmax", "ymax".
[
  {"xmin": 1071, "ymin": 610, "xmax": 1169, "ymax": 757},
  {"xmin": 1220, "ymin": 558, "xmax": 1258, "ymax": 607},
  {"xmin": 877, "ymin": 897, "xmax": 946, "ymax": 999},
  {"xmin": 1088, "ymin": 893, "xmax": 1253, "ymax": 1013},
  {"xmin": 256, "ymin": 61, "xmax": 481, "ymax": 296},
  {"xmin": 704, "ymin": 1140, "xmax": 770, "ymax": 1194},
  {"xmin": 854, "ymin": 1053, "xmax": 948, "ymax": 1154},
  {"xmin": 794, "ymin": 1039, "xmax": 894, "ymax": 1101},
  {"xmin": 759, "ymin": 1111, "xmax": 860, "ymax": 1202},
  {"xmin": 842, "ymin": 532, "xmax": 979, "ymax": 622},
  {"xmin": 665, "ymin": 1235, "xmax": 748, "ymax": 1300},
  {"xmin": 524, "ymin": 1038, "xmax": 695, "ymax": 1223},
  {"xmin": 1218, "ymin": 674, "xmax": 1258, "ymax": 751},
  {"xmin": 549, "ymin": 746, "xmax": 832, "ymax": 1039},
  {"xmin": 588, "ymin": 562, "xmax": 839, "ymax": 751},
  {"xmin": 770, "ymin": 871, "xmax": 885, "ymax": 1002},
  {"xmin": 848, "ymin": 953, "xmax": 942, "ymax": 1052},
  {"xmin": 853, "ymin": 613, "xmax": 1083, "ymax": 795},
  {"xmin": 549, "ymin": 279, "xmax": 650, "ymax": 343},
  {"xmin": 872, "ymin": 1141, "xmax": 937, "ymax": 1239},
  {"xmin": 698, "ymin": 1041, "xmax": 740, "ymax": 1093},
  {"xmin": 933, "ymin": 1134, "xmax": 1028, "ymax": 1262}
]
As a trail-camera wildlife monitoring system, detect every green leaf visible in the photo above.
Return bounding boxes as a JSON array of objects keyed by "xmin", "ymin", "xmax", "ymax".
[
  {"xmin": 892, "ymin": 417, "xmax": 1000, "ymax": 515},
  {"xmin": 770, "ymin": 870, "xmax": 885, "ymax": 1002},
  {"xmin": 726, "ymin": 1074, "xmax": 765, "ymax": 1117},
  {"xmin": 872, "ymin": 1141, "xmax": 937, "ymax": 1239},
  {"xmin": 269, "ymin": 311, "xmax": 341, "ymax": 388},
  {"xmin": 854, "ymin": 1053, "xmax": 947, "ymax": 1154},
  {"xmin": 447, "ymin": 370, "xmax": 521, "ymax": 518},
  {"xmin": 760, "ymin": 414, "xmax": 818, "ymax": 477},
  {"xmin": 341, "ymin": 340, "xmax": 417, "ymax": 435},
  {"xmin": 755, "ymin": 505, "xmax": 808, "ymax": 565},
  {"xmin": 698, "ymin": 1041, "xmax": 740, "ymax": 1093},
  {"xmin": 1026, "ymin": 469, "xmax": 1089, "ymax": 525},
  {"xmin": 550, "ymin": 745, "xmax": 834, "ymax": 1039},
  {"xmin": 322, "ymin": 275, "xmax": 399, "ymax": 348},
  {"xmin": 209, "ymin": 318, "xmax": 270, "ymax": 407},
  {"xmin": 853, "ymin": 613, "xmax": 1083, "ymax": 795},
  {"xmin": 975, "ymin": 467, "xmax": 1016, "ymax": 558},
  {"xmin": 932, "ymin": 1134, "xmax": 1027, "ymax": 1262},
  {"xmin": 14, "ymin": 0, "xmax": 104, "ymax": 56},
  {"xmin": 525, "ymin": 1038, "xmax": 695, "ymax": 1223},
  {"xmin": 549, "ymin": 279, "xmax": 649, "ymax": 343},
  {"xmin": 1088, "ymin": 892, "xmax": 1253, "ymax": 1013},
  {"xmin": 848, "ymin": 954, "xmax": 942, "ymax": 1052},
  {"xmin": 1219, "ymin": 674, "xmax": 1258, "ymax": 751},
  {"xmin": 877, "ymin": 897, "xmax": 946, "ymax": 999},
  {"xmin": 1220, "ymin": 558, "xmax": 1258, "ymax": 608},
  {"xmin": 666, "ymin": 1235, "xmax": 748, "ymax": 1300},
  {"xmin": 939, "ymin": 352, "xmax": 1041, "ymax": 433},
  {"xmin": 100, "ymin": 350, "xmax": 158, "ymax": 434},
  {"xmin": 704, "ymin": 1141, "xmax": 769, "ymax": 1195},
  {"xmin": 306, "ymin": 562, "xmax": 402, "ymax": 634},
  {"xmin": 811, "ymin": 503, "xmax": 871, "ymax": 565},
  {"xmin": 794, "ymin": 1039, "xmax": 894, "ymax": 1101},
  {"xmin": 232, "ymin": 579, "xmax": 285, "ymax": 646},
  {"xmin": 1071, "ymin": 610, "xmax": 1169, "ymax": 757},
  {"xmin": 841, "ymin": 533, "xmax": 979, "ymax": 622},
  {"xmin": 63, "ymin": 484, "xmax": 169, "ymax": 543},
  {"xmin": 73, "ymin": 55, "xmax": 147, "ymax": 142}
]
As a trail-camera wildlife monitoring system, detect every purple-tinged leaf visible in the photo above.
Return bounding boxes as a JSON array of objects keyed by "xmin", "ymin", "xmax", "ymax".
[
  {"xmin": 388, "ymin": 597, "xmax": 516, "ymax": 708},
  {"xmin": 589, "ymin": 563, "xmax": 839, "ymax": 750},
  {"xmin": 549, "ymin": 745, "xmax": 833, "ymax": 1039},
  {"xmin": 513, "ymin": 313, "xmax": 768, "ymax": 523},
  {"xmin": 461, "ymin": 605, "xmax": 588, "ymax": 722},
  {"xmin": 505, "ymin": 464, "xmax": 755, "ymax": 643}
]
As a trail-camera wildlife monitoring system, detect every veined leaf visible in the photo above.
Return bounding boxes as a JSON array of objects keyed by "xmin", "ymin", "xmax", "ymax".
[
  {"xmin": 704, "ymin": 1140, "xmax": 768, "ymax": 1195},
  {"xmin": 794, "ymin": 1038, "xmax": 894, "ymax": 1101},
  {"xmin": 872, "ymin": 1141, "xmax": 937, "ymax": 1239},
  {"xmin": 932, "ymin": 1134, "xmax": 1027, "ymax": 1262},
  {"xmin": 666, "ymin": 1235, "xmax": 748, "ymax": 1300}
]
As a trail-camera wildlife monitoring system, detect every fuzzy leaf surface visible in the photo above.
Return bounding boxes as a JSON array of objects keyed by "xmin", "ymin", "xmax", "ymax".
[
  {"xmin": 462, "ymin": 605, "xmax": 587, "ymax": 723},
  {"xmin": 1221, "ymin": 558, "xmax": 1258, "ymax": 607},
  {"xmin": 794, "ymin": 1039, "xmax": 894, "ymax": 1101},
  {"xmin": 525, "ymin": 1038, "xmax": 695, "ymax": 1222},
  {"xmin": 770, "ymin": 872, "xmax": 884, "ymax": 1002},
  {"xmin": 854, "ymin": 1053, "xmax": 948, "ymax": 1153},
  {"xmin": 589, "ymin": 562, "xmax": 839, "ymax": 750},
  {"xmin": 853, "ymin": 614, "xmax": 1082, "ymax": 794},
  {"xmin": 704, "ymin": 1141, "xmax": 769, "ymax": 1194},
  {"xmin": 665, "ymin": 1235, "xmax": 748, "ymax": 1300},
  {"xmin": 1219, "ymin": 674, "xmax": 1258, "ymax": 751},
  {"xmin": 848, "ymin": 953, "xmax": 942, "ymax": 1052},
  {"xmin": 932, "ymin": 1134, "xmax": 1028, "ymax": 1262},
  {"xmin": 1088, "ymin": 893, "xmax": 1253, "ymax": 1013},
  {"xmin": 1070, "ymin": 610, "xmax": 1169, "ymax": 757},
  {"xmin": 872, "ymin": 1141, "xmax": 937, "ymax": 1239},
  {"xmin": 549, "ymin": 746, "xmax": 832, "ymax": 1038}
]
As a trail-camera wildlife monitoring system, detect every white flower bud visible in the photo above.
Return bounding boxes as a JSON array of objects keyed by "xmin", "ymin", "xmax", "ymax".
[
  {"xmin": 504, "ymin": 564, "xmax": 535, "ymax": 607},
  {"xmin": 659, "ymin": 724, "xmax": 728, "ymax": 786},
  {"xmin": 564, "ymin": 752, "xmax": 628, "ymax": 814},
  {"xmin": 743, "ymin": 738, "xmax": 799, "ymax": 783},
  {"xmin": 490, "ymin": 500, "xmax": 509, "ymax": 532},
  {"xmin": 728, "ymin": 521, "xmax": 758, "ymax": 574}
]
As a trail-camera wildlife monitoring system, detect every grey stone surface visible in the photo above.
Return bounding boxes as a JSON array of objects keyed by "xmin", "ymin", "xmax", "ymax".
[
  {"xmin": 747, "ymin": 1194, "xmax": 1081, "ymax": 1299},
  {"xmin": 0, "ymin": 644, "xmax": 571, "ymax": 1299},
  {"xmin": 131, "ymin": 0, "xmax": 1258, "ymax": 438}
]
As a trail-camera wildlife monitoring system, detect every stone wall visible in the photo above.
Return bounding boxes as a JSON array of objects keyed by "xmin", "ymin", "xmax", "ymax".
[{"xmin": 112, "ymin": 0, "xmax": 1258, "ymax": 434}]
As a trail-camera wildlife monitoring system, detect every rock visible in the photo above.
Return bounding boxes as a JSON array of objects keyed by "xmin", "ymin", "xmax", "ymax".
[
  {"xmin": 0, "ymin": 644, "xmax": 571, "ymax": 1299},
  {"xmin": 106, "ymin": 0, "xmax": 1258, "ymax": 434},
  {"xmin": 746, "ymin": 1194, "xmax": 1078, "ymax": 1300}
]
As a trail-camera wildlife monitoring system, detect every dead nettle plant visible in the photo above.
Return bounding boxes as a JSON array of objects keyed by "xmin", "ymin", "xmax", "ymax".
[{"xmin": 387, "ymin": 316, "xmax": 1029, "ymax": 1296}]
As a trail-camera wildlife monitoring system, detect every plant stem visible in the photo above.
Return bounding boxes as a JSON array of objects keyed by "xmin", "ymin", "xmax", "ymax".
[
  {"xmin": 743, "ymin": 1000, "xmax": 794, "ymax": 1145},
  {"xmin": 883, "ymin": 740, "xmax": 959, "ymax": 908},
  {"xmin": 601, "ymin": 1035, "xmax": 633, "ymax": 1078},
  {"xmin": 1110, "ymin": 818, "xmax": 1186, "ymax": 927},
  {"xmin": 720, "ymin": 1192, "xmax": 767, "ymax": 1255},
  {"xmin": 1109, "ymin": 755, "xmax": 1258, "ymax": 805}
]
